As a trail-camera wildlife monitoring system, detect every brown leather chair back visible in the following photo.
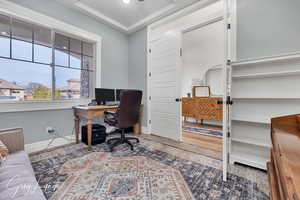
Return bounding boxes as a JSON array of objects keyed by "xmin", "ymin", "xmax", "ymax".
[{"xmin": 117, "ymin": 90, "xmax": 142, "ymax": 129}]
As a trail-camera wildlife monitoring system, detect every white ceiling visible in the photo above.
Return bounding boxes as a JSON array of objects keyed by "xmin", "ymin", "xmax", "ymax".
[{"xmin": 57, "ymin": 0, "xmax": 200, "ymax": 33}]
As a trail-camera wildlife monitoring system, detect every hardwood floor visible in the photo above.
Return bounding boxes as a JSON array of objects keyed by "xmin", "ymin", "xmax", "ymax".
[
  {"xmin": 182, "ymin": 122, "xmax": 222, "ymax": 153},
  {"xmin": 141, "ymin": 133, "xmax": 222, "ymax": 160},
  {"xmin": 140, "ymin": 122, "xmax": 223, "ymax": 160}
]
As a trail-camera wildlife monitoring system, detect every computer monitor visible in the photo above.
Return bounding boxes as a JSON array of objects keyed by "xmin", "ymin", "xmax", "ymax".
[
  {"xmin": 116, "ymin": 89, "xmax": 123, "ymax": 101},
  {"xmin": 95, "ymin": 88, "xmax": 115, "ymax": 105}
]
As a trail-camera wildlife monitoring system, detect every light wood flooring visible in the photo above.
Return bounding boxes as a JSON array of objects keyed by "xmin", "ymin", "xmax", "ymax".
[
  {"xmin": 141, "ymin": 133, "xmax": 222, "ymax": 160},
  {"xmin": 182, "ymin": 122, "xmax": 223, "ymax": 153},
  {"xmin": 140, "ymin": 122, "xmax": 223, "ymax": 160}
]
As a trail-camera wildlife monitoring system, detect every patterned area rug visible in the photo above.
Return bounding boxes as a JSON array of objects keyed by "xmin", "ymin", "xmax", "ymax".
[
  {"xmin": 182, "ymin": 126, "xmax": 223, "ymax": 138},
  {"xmin": 29, "ymin": 137, "xmax": 269, "ymax": 200},
  {"xmin": 51, "ymin": 152, "xmax": 193, "ymax": 200}
]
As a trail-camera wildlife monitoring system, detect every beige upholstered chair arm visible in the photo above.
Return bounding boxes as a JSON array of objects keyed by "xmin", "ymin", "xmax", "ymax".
[{"xmin": 0, "ymin": 128, "xmax": 24, "ymax": 153}]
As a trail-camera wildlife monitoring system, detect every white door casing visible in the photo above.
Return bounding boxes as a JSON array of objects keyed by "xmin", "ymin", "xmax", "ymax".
[
  {"xmin": 222, "ymin": 0, "xmax": 233, "ymax": 182},
  {"xmin": 149, "ymin": 31, "xmax": 182, "ymax": 141}
]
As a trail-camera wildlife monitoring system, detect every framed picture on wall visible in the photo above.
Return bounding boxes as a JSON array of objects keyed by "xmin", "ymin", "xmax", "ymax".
[{"xmin": 193, "ymin": 86, "xmax": 210, "ymax": 97}]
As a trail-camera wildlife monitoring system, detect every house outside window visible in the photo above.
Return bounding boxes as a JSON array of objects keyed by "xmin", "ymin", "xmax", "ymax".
[{"xmin": 0, "ymin": 14, "xmax": 95, "ymax": 102}]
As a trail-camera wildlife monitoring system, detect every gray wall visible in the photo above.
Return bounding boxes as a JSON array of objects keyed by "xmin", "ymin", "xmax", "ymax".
[
  {"xmin": 0, "ymin": 110, "xmax": 74, "ymax": 144},
  {"xmin": 128, "ymin": 28, "xmax": 148, "ymax": 126},
  {"xmin": 237, "ymin": 0, "xmax": 300, "ymax": 60},
  {"xmin": 2, "ymin": 1, "xmax": 300, "ymax": 143},
  {"xmin": 0, "ymin": 0, "xmax": 129, "ymax": 144}
]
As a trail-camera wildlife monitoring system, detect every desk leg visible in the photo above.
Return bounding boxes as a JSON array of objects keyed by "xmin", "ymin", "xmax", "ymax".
[
  {"xmin": 75, "ymin": 116, "xmax": 80, "ymax": 144},
  {"xmin": 87, "ymin": 120, "xmax": 92, "ymax": 146},
  {"xmin": 133, "ymin": 123, "xmax": 141, "ymax": 135}
]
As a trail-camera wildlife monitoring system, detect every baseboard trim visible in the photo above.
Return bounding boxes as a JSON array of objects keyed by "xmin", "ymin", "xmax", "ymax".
[
  {"xmin": 25, "ymin": 135, "xmax": 76, "ymax": 154},
  {"xmin": 26, "ymin": 127, "xmax": 149, "ymax": 154},
  {"xmin": 141, "ymin": 126, "xmax": 149, "ymax": 134}
]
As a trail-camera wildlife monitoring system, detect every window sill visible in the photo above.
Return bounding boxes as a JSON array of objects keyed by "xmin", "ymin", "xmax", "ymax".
[{"xmin": 0, "ymin": 99, "xmax": 91, "ymax": 113}]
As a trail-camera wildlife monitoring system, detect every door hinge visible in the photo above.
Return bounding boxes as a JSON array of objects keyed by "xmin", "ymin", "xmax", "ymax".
[
  {"xmin": 227, "ymin": 23, "xmax": 231, "ymax": 29},
  {"xmin": 227, "ymin": 131, "xmax": 231, "ymax": 138},
  {"xmin": 149, "ymin": 96, "xmax": 151, "ymax": 101},
  {"xmin": 149, "ymin": 72, "xmax": 151, "ymax": 77},
  {"xmin": 227, "ymin": 59, "xmax": 231, "ymax": 65},
  {"xmin": 227, "ymin": 96, "xmax": 233, "ymax": 105},
  {"xmin": 217, "ymin": 96, "xmax": 233, "ymax": 105},
  {"xmin": 149, "ymin": 120, "xmax": 151, "ymax": 124},
  {"xmin": 180, "ymin": 48, "xmax": 182, "ymax": 57},
  {"xmin": 149, "ymin": 49, "xmax": 152, "ymax": 53}
]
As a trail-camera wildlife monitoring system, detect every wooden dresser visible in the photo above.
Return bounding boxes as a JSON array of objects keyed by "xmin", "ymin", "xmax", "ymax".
[
  {"xmin": 268, "ymin": 114, "xmax": 300, "ymax": 200},
  {"xmin": 182, "ymin": 97, "xmax": 223, "ymax": 122}
]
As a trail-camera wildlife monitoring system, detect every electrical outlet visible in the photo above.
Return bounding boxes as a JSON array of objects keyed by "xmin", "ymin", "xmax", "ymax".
[{"xmin": 46, "ymin": 127, "xmax": 55, "ymax": 134}]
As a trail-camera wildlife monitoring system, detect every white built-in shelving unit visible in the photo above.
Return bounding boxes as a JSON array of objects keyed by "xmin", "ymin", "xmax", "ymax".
[{"xmin": 229, "ymin": 52, "xmax": 300, "ymax": 170}]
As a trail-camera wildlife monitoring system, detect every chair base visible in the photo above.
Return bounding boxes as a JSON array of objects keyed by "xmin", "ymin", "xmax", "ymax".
[{"xmin": 107, "ymin": 130, "xmax": 139, "ymax": 152}]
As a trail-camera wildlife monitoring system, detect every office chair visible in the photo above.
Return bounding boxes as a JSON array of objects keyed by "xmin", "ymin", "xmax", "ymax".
[{"xmin": 104, "ymin": 90, "xmax": 142, "ymax": 151}]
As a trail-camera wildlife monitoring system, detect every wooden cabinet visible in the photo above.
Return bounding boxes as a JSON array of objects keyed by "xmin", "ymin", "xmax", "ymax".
[
  {"xmin": 268, "ymin": 114, "xmax": 300, "ymax": 200},
  {"xmin": 182, "ymin": 97, "xmax": 222, "ymax": 121}
]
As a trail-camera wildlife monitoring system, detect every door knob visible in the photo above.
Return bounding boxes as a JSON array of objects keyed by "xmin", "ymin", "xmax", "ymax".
[{"xmin": 175, "ymin": 98, "xmax": 182, "ymax": 102}]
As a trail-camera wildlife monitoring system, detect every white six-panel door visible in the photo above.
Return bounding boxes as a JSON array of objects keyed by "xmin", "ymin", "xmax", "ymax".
[
  {"xmin": 147, "ymin": 0, "xmax": 231, "ymax": 181},
  {"xmin": 149, "ymin": 32, "xmax": 182, "ymax": 141}
]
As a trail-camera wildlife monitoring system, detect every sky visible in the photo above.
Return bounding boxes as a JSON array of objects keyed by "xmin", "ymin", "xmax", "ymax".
[{"xmin": 0, "ymin": 37, "xmax": 81, "ymax": 89}]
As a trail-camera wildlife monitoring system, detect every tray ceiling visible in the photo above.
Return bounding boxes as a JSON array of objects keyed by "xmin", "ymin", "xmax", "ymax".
[{"xmin": 56, "ymin": 0, "xmax": 200, "ymax": 33}]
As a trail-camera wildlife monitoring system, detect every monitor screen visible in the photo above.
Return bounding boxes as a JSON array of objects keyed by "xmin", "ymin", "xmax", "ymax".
[
  {"xmin": 116, "ymin": 89, "xmax": 123, "ymax": 101},
  {"xmin": 95, "ymin": 88, "xmax": 115, "ymax": 105}
]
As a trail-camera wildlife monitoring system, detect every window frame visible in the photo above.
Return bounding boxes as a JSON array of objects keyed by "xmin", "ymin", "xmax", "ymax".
[{"xmin": 0, "ymin": 1, "xmax": 102, "ymax": 112}]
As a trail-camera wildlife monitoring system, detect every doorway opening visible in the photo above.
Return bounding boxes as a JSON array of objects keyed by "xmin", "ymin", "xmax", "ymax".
[{"xmin": 181, "ymin": 19, "xmax": 224, "ymax": 156}]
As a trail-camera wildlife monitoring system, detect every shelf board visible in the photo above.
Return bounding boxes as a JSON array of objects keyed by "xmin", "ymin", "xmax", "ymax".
[
  {"xmin": 231, "ymin": 138, "xmax": 272, "ymax": 148},
  {"xmin": 232, "ymin": 115, "xmax": 270, "ymax": 124},
  {"xmin": 231, "ymin": 51, "xmax": 300, "ymax": 67},
  {"xmin": 232, "ymin": 70, "xmax": 300, "ymax": 80},
  {"xmin": 230, "ymin": 151, "xmax": 269, "ymax": 170}
]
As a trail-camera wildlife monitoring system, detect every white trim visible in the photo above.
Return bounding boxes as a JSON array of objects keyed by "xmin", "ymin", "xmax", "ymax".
[
  {"xmin": 0, "ymin": 0, "xmax": 102, "ymax": 42},
  {"xmin": 128, "ymin": 4, "xmax": 176, "ymax": 33},
  {"xmin": 232, "ymin": 70, "xmax": 300, "ymax": 79},
  {"xmin": 230, "ymin": 0, "xmax": 237, "ymax": 61},
  {"xmin": 148, "ymin": 0, "xmax": 219, "ymax": 30},
  {"xmin": 141, "ymin": 126, "xmax": 149, "ymax": 134},
  {"xmin": 0, "ymin": 99, "xmax": 91, "ymax": 113},
  {"xmin": 146, "ymin": 0, "xmax": 222, "ymax": 135},
  {"xmin": 231, "ymin": 138, "xmax": 272, "ymax": 148},
  {"xmin": 0, "ymin": 0, "xmax": 102, "ymax": 112},
  {"xmin": 230, "ymin": 152, "xmax": 268, "ymax": 170},
  {"xmin": 60, "ymin": 0, "xmax": 216, "ymax": 34},
  {"xmin": 25, "ymin": 135, "xmax": 76, "ymax": 154},
  {"xmin": 146, "ymin": 27, "xmax": 151, "ymax": 134},
  {"xmin": 231, "ymin": 51, "xmax": 300, "ymax": 67},
  {"xmin": 182, "ymin": 15, "xmax": 224, "ymax": 34},
  {"xmin": 74, "ymin": 2, "xmax": 129, "ymax": 32}
]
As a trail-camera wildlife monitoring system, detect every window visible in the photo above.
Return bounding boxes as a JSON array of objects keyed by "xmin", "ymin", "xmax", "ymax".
[{"xmin": 0, "ymin": 14, "xmax": 95, "ymax": 101}]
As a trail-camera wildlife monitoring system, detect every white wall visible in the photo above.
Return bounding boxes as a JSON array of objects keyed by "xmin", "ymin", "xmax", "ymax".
[
  {"xmin": 181, "ymin": 20, "xmax": 224, "ymax": 97},
  {"xmin": 149, "ymin": 1, "xmax": 223, "ymax": 41},
  {"xmin": 237, "ymin": 0, "xmax": 300, "ymax": 60}
]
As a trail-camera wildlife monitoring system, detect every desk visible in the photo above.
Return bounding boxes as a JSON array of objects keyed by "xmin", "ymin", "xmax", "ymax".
[{"xmin": 73, "ymin": 105, "xmax": 141, "ymax": 146}]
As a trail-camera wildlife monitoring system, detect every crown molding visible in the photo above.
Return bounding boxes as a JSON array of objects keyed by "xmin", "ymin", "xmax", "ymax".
[
  {"xmin": 3, "ymin": 0, "xmax": 216, "ymax": 34},
  {"xmin": 127, "ymin": 4, "xmax": 176, "ymax": 34},
  {"xmin": 0, "ymin": 0, "xmax": 102, "ymax": 41},
  {"xmin": 74, "ymin": 2, "xmax": 129, "ymax": 33},
  {"xmin": 72, "ymin": 1, "xmax": 206, "ymax": 34}
]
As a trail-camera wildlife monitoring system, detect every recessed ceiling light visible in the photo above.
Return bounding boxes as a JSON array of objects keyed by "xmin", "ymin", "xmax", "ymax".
[{"xmin": 123, "ymin": 0, "xmax": 131, "ymax": 4}]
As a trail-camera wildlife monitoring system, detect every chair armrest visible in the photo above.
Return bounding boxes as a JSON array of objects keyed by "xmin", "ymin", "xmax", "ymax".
[{"xmin": 0, "ymin": 128, "xmax": 24, "ymax": 153}]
